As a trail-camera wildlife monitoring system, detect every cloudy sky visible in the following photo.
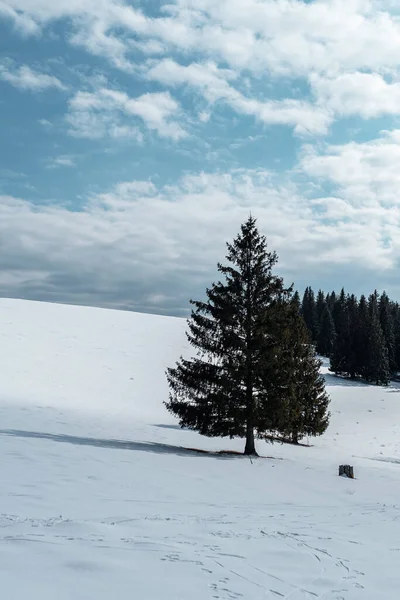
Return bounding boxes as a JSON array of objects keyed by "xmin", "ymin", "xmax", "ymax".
[{"xmin": 1, "ymin": 0, "xmax": 400, "ymax": 315}]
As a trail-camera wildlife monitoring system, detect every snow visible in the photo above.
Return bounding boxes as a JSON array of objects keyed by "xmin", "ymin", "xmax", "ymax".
[{"xmin": 1, "ymin": 298, "xmax": 400, "ymax": 599}]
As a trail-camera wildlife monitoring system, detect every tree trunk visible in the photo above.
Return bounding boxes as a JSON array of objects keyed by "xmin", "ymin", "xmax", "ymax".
[
  {"xmin": 243, "ymin": 245, "xmax": 257, "ymax": 457},
  {"xmin": 244, "ymin": 421, "xmax": 258, "ymax": 455}
]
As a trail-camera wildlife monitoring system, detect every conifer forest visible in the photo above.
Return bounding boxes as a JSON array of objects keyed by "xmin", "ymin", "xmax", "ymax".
[{"xmin": 299, "ymin": 286, "xmax": 398, "ymax": 386}]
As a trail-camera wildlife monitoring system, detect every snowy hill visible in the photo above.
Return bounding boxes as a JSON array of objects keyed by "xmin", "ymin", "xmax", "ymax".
[{"xmin": 1, "ymin": 298, "xmax": 400, "ymax": 599}]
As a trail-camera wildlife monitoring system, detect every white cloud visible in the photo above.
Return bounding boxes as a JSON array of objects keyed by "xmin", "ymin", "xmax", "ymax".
[
  {"xmin": 0, "ymin": 0, "xmax": 149, "ymax": 71},
  {"xmin": 69, "ymin": 18, "xmax": 134, "ymax": 72},
  {"xmin": 3, "ymin": 0, "xmax": 400, "ymax": 78},
  {"xmin": 147, "ymin": 59, "xmax": 331, "ymax": 135},
  {"xmin": 114, "ymin": 180, "xmax": 157, "ymax": 196},
  {"xmin": 66, "ymin": 88, "xmax": 186, "ymax": 140},
  {"xmin": 147, "ymin": 59, "xmax": 238, "ymax": 102},
  {"xmin": 4, "ymin": 1, "xmax": 400, "ymax": 311},
  {"xmin": 311, "ymin": 72, "xmax": 400, "ymax": 118},
  {"xmin": 0, "ymin": 63, "xmax": 66, "ymax": 91},
  {"xmin": 0, "ymin": 168, "xmax": 26, "ymax": 179},
  {"xmin": 157, "ymin": 0, "xmax": 400, "ymax": 76},
  {"xmin": 1, "ymin": 166, "xmax": 399, "ymax": 313},
  {"xmin": 299, "ymin": 130, "xmax": 400, "ymax": 204},
  {"xmin": 108, "ymin": 125, "xmax": 144, "ymax": 140},
  {"xmin": 198, "ymin": 111, "xmax": 211, "ymax": 123},
  {"xmin": 3, "ymin": 0, "xmax": 400, "ymax": 132},
  {"xmin": 46, "ymin": 156, "xmax": 76, "ymax": 169},
  {"xmin": 0, "ymin": 2, "xmax": 39, "ymax": 34},
  {"xmin": 295, "ymin": 129, "xmax": 400, "ymax": 271}
]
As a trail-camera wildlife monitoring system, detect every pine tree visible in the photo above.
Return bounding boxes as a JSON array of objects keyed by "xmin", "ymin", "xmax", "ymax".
[
  {"xmin": 268, "ymin": 301, "xmax": 330, "ymax": 444},
  {"xmin": 165, "ymin": 216, "xmax": 292, "ymax": 455},
  {"xmin": 317, "ymin": 305, "xmax": 336, "ymax": 357}
]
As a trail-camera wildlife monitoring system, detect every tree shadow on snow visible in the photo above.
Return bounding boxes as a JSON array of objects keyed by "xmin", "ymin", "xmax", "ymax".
[
  {"xmin": 153, "ymin": 423, "xmax": 185, "ymax": 431},
  {"xmin": 0, "ymin": 429, "xmax": 261, "ymax": 460}
]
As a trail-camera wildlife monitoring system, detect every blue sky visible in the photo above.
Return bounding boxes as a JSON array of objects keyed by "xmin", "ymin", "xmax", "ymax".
[{"xmin": 1, "ymin": 0, "xmax": 400, "ymax": 315}]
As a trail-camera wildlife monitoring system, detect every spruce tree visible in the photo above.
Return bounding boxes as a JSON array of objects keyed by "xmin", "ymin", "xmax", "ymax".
[
  {"xmin": 346, "ymin": 294, "xmax": 359, "ymax": 379},
  {"xmin": 291, "ymin": 290, "xmax": 301, "ymax": 314},
  {"xmin": 356, "ymin": 295, "xmax": 370, "ymax": 378},
  {"xmin": 301, "ymin": 287, "xmax": 318, "ymax": 343},
  {"xmin": 331, "ymin": 293, "xmax": 360, "ymax": 379},
  {"xmin": 165, "ymin": 217, "xmax": 330, "ymax": 454},
  {"xmin": 326, "ymin": 291, "xmax": 336, "ymax": 314},
  {"xmin": 317, "ymin": 305, "xmax": 336, "ymax": 357},
  {"xmin": 379, "ymin": 292, "xmax": 396, "ymax": 375},
  {"xmin": 316, "ymin": 290, "xmax": 326, "ymax": 327},
  {"xmin": 330, "ymin": 289, "xmax": 349, "ymax": 375},
  {"xmin": 393, "ymin": 303, "xmax": 400, "ymax": 374},
  {"xmin": 332, "ymin": 288, "xmax": 346, "ymax": 333},
  {"xmin": 365, "ymin": 292, "xmax": 390, "ymax": 385},
  {"xmin": 165, "ymin": 216, "xmax": 292, "ymax": 455}
]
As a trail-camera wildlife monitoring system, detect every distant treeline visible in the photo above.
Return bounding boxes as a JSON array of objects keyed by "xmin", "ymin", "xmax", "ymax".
[{"xmin": 296, "ymin": 287, "xmax": 400, "ymax": 386}]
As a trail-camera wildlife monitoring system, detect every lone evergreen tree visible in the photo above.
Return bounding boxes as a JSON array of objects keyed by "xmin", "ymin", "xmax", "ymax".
[{"xmin": 165, "ymin": 217, "xmax": 330, "ymax": 454}]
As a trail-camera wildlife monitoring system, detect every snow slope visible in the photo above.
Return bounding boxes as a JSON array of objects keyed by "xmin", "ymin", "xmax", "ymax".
[{"xmin": 1, "ymin": 298, "xmax": 400, "ymax": 599}]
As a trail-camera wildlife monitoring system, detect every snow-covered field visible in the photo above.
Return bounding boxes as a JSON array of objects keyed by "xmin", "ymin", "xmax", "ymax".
[{"xmin": 1, "ymin": 299, "xmax": 400, "ymax": 599}]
